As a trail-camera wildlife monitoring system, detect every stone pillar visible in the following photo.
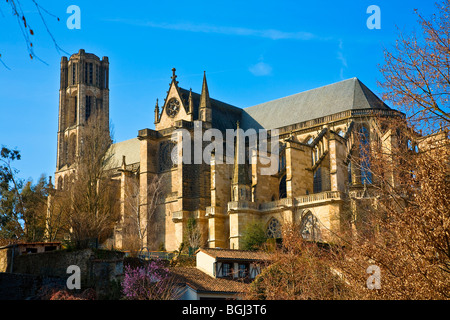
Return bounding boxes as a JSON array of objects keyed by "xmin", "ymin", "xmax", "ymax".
[
  {"xmin": 137, "ymin": 129, "xmax": 159, "ymax": 250},
  {"xmin": 285, "ymin": 141, "xmax": 313, "ymax": 197},
  {"xmin": 329, "ymin": 135, "xmax": 347, "ymax": 192}
]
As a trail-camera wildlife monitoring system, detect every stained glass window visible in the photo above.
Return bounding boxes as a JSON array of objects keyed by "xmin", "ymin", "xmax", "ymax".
[
  {"xmin": 300, "ymin": 212, "xmax": 321, "ymax": 241},
  {"xmin": 266, "ymin": 218, "xmax": 282, "ymax": 239}
]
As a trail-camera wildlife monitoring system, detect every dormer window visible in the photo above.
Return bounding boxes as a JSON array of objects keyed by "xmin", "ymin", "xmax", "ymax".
[
  {"xmin": 238, "ymin": 263, "xmax": 248, "ymax": 278},
  {"xmin": 222, "ymin": 263, "xmax": 231, "ymax": 277}
]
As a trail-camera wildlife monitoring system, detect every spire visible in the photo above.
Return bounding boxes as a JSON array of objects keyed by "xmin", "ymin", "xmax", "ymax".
[
  {"xmin": 200, "ymin": 71, "xmax": 211, "ymax": 110},
  {"xmin": 188, "ymin": 88, "xmax": 193, "ymax": 114},
  {"xmin": 154, "ymin": 98, "xmax": 160, "ymax": 124},
  {"xmin": 232, "ymin": 121, "xmax": 250, "ymax": 187},
  {"xmin": 171, "ymin": 67, "xmax": 178, "ymax": 86}
]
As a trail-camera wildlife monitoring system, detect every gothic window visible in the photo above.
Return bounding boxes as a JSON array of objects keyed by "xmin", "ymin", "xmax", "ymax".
[
  {"xmin": 84, "ymin": 63, "xmax": 87, "ymax": 83},
  {"xmin": 338, "ymin": 130, "xmax": 345, "ymax": 138},
  {"xmin": 266, "ymin": 218, "xmax": 282, "ymax": 239},
  {"xmin": 104, "ymin": 68, "xmax": 108, "ymax": 89},
  {"xmin": 313, "ymin": 167, "xmax": 322, "ymax": 193},
  {"xmin": 348, "ymin": 161, "xmax": 352, "ymax": 184},
  {"xmin": 63, "ymin": 66, "xmax": 68, "ymax": 88},
  {"xmin": 279, "ymin": 174, "xmax": 287, "ymax": 199},
  {"xmin": 85, "ymin": 96, "xmax": 92, "ymax": 121},
  {"xmin": 63, "ymin": 136, "xmax": 69, "ymax": 165},
  {"xmin": 58, "ymin": 176, "xmax": 63, "ymax": 190},
  {"xmin": 73, "ymin": 96, "xmax": 77, "ymax": 125},
  {"xmin": 279, "ymin": 149, "xmax": 286, "ymax": 173},
  {"xmin": 159, "ymin": 141, "xmax": 176, "ymax": 172},
  {"xmin": 359, "ymin": 126, "xmax": 372, "ymax": 184},
  {"xmin": 72, "ymin": 63, "xmax": 77, "ymax": 85},
  {"xmin": 96, "ymin": 65, "xmax": 100, "ymax": 86},
  {"xmin": 89, "ymin": 63, "xmax": 93, "ymax": 85},
  {"xmin": 300, "ymin": 212, "xmax": 321, "ymax": 241},
  {"xmin": 68, "ymin": 134, "xmax": 76, "ymax": 165}
]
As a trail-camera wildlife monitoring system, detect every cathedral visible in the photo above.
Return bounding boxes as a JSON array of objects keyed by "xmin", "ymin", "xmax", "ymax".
[{"xmin": 53, "ymin": 49, "xmax": 406, "ymax": 252}]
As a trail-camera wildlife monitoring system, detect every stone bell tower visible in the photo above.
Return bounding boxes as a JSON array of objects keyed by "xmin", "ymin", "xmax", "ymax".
[{"xmin": 55, "ymin": 49, "xmax": 110, "ymax": 189}]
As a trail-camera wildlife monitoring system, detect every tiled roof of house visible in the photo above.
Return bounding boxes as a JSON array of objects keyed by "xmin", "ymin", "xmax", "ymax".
[
  {"xmin": 172, "ymin": 267, "xmax": 248, "ymax": 294},
  {"xmin": 197, "ymin": 248, "xmax": 272, "ymax": 261},
  {"xmin": 0, "ymin": 241, "xmax": 61, "ymax": 250}
]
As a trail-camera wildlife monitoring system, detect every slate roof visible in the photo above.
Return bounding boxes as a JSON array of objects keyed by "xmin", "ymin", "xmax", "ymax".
[
  {"xmin": 172, "ymin": 267, "xmax": 248, "ymax": 294},
  {"xmin": 240, "ymin": 77, "xmax": 391, "ymax": 130},
  {"xmin": 104, "ymin": 77, "xmax": 390, "ymax": 170},
  {"xmin": 178, "ymin": 87, "xmax": 242, "ymax": 132},
  {"xmin": 197, "ymin": 248, "xmax": 272, "ymax": 262},
  {"xmin": 106, "ymin": 137, "xmax": 140, "ymax": 169}
]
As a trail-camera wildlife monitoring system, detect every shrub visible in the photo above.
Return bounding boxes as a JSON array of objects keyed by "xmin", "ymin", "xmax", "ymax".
[
  {"xmin": 122, "ymin": 259, "xmax": 180, "ymax": 300},
  {"xmin": 240, "ymin": 221, "xmax": 268, "ymax": 251}
]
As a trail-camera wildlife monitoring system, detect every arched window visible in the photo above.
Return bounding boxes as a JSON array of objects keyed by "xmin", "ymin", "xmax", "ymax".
[
  {"xmin": 347, "ymin": 161, "xmax": 352, "ymax": 184},
  {"xmin": 359, "ymin": 126, "xmax": 372, "ymax": 184},
  {"xmin": 63, "ymin": 176, "xmax": 68, "ymax": 192},
  {"xmin": 279, "ymin": 174, "xmax": 287, "ymax": 199},
  {"xmin": 266, "ymin": 218, "xmax": 282, "ymax": 239},
  {"xmin": 57, "ymin": 176, "xmax": 63, "ymax": 190},
  {"xmin": 313, "ymin": 167, "xmax": 322, "ymax": 193},
  {"xmin": 68, "ymin": 134, "xmax": 76, "ymax": 166},
  {"xmin": 300, "ymin": 212, "xmax": 321, "ymax": 241},
  {"xmin": 63, "ymin": 136, "xmax": 69, "ymax": 166},
  {"xmin": 279, "ymin": 148, "xmax": 286, "ymax": 173}
]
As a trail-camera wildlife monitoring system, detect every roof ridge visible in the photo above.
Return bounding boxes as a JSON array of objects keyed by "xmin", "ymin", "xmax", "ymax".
[{"xmin": 245, "ymin": 77, "xmax": 360, "ymax": 110}]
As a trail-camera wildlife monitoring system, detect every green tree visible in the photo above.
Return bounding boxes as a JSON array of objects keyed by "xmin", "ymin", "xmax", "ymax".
[
  {"xmin": 240, "ymin": 221, "xmax": 268, "ymax": 251},
  {"xmin": 0, "ymin": 146, "xmax": 25, "ymax": 239},
  {"xmin": 0, "ymin": 146, "xmax": 51, "ymax": 241},
  {"xmin": 21, "ymin": 174, "xmax": 49, "ymax": 241}
]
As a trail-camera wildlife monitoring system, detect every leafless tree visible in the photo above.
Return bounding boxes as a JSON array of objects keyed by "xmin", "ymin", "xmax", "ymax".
[
  {"xmin": 121, "ymin": 174, "xmax": 164, "ymax": 252},
  {"xmin": 186, "ymin": 216, "xmax": 203, "ymax": 251},
  {"xmin": 379, "ymin": 0, "xmax": 450, "ymax": 134},
  {"xmin": 335, "ymin": 114, "xmax": 450, "ymax": 299},
  {"xmin": 243, "ymin": 222, "xmax": 352, "ymax": 300},
  {"xmin": 64, "ymin": 113, "xmax": 120, "ymax": 247},
  {"xmin": 1, "ymin": 0, "xmax": 67, "ymax": 67}
]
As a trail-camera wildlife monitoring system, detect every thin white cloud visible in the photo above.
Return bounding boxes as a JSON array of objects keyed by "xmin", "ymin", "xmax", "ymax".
[
  {"xmin": 249, "ymin": 61, "xmax": 272, "ymax": 76},
  {"xmin": 337, "ymin": 40, "xmax": 347, "ymax": 79},
  {"xmin": 105, "ymin": 18, "xmax": 316, "ymax": 41}
]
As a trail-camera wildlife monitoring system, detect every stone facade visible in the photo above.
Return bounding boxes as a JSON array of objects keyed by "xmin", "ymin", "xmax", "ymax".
[{"xmin": 53, "ymin": 50, "xmax": 417, "ymax": 252}]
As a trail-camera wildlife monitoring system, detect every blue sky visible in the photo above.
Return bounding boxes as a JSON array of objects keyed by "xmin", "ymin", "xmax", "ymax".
[{"xmin": 0, "ymin": 0, "xmax": 438, "ymax": 183}]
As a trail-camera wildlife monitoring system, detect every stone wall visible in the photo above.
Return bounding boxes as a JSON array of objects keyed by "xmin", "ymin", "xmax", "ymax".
[
  {"xmin": 0, "ymin": 273, "xmax": 66, "ymax": 300},
  {"xmin": 9, "ymin": 248, "xmax": 124, "ymax": 296}
]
